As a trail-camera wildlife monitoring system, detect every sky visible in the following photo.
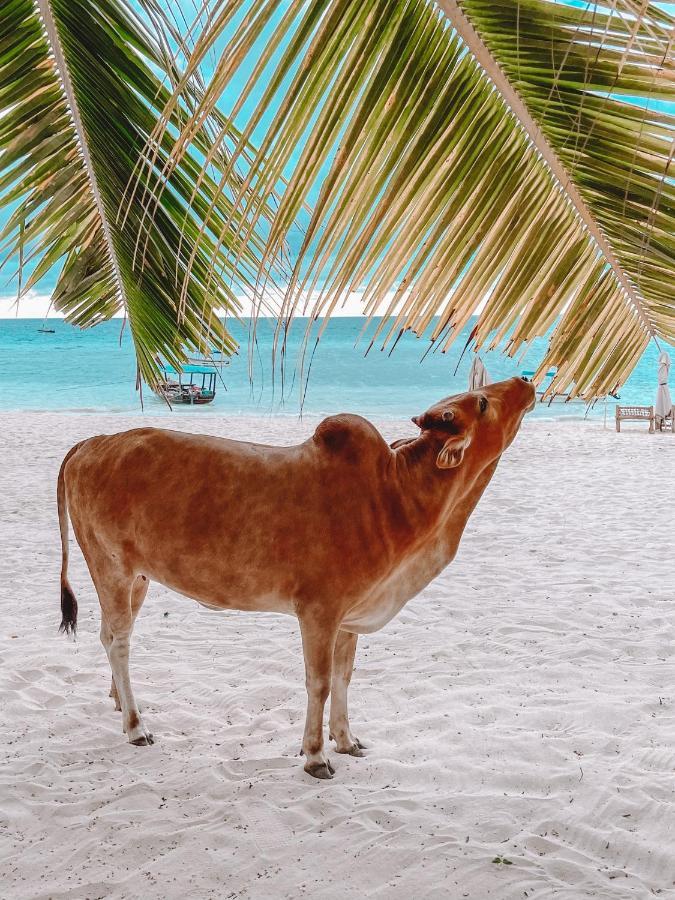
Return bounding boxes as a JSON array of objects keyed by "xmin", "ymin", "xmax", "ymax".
[{"xmin": 0, "ymin": 289, "xmax": 402, "ymax": 319}]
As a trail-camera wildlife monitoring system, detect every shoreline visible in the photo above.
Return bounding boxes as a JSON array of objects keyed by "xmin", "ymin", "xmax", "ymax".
[{"xmin": 0, "ymin": 405, "xmax": 630, "ymax": 426}]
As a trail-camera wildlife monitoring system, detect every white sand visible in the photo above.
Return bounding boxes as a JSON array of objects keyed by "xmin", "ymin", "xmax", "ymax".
[{"xmin": 0, "ymin": 412, "xmax": 673, "ymax": 899}]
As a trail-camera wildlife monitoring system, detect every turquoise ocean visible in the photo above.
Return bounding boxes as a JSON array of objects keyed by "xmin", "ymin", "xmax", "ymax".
[{"xmin": 0, "ymin": 314, "xmax": 665, "ymax": 419}]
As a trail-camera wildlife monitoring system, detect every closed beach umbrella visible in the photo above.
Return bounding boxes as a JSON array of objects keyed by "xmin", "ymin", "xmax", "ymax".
[
  {"xmin": 655, "ymin": 351, "xmax": 672, "ymax": 423},
  {"xmin": 468, "ymin": 355, "xmax": 490, "ymax": 390}
]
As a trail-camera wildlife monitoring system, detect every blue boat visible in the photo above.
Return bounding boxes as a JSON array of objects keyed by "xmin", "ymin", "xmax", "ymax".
[{"xmin": 157, "ymin": 363, "xmax": 217, "ymax": 405}]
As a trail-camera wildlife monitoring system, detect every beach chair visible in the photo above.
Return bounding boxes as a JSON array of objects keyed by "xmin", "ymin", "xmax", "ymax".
[
  {"xmin": 656, "ymin": 405, "xmax": 674, "ymax": 433},
  {"xmin": 615, "ymin": 405, "xmax": 655, "ymax": 433}
]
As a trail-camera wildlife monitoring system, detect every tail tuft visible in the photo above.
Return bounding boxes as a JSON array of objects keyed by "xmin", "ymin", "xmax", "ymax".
[
  {"xmin": 58, "ymin": 441, "xmax": 83, "ymax": 638},
  {"xmin": 59, "ymin": 582, "xmax": 78, "ymax": 636}
]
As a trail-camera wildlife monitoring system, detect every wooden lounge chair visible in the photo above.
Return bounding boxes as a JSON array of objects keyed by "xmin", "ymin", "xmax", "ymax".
[{"xmin": 615, "ymin": 405, "xmax": 655, "ymax": 433}]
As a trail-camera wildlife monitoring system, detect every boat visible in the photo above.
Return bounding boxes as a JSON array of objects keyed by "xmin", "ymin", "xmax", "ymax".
[
  {"xmin": 156, "ymin": 363, "xmax": 217, "ymax": 405},
  {"xmin": 37, "ymin": 326, "xmax": 55, "ymax": 333},
  {"xmin": 185, "ymin": 351, "xmax": 228, "ymax": 369},
  {"xmin": 521, "ymin": 369, "xmax": 584, "ymax": 403}
]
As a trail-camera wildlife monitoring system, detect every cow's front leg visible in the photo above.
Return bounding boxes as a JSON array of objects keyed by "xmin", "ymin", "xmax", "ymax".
[
  {"xmin": 299, "ymin": 610, "xmax": 338, "ymax": 779},
  {"xmin": 329, "ymin": 629, "xmax": 366, "ymax": 756}
]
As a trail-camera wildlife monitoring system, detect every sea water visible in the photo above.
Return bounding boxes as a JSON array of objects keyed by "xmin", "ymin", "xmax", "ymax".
[{"xmin": 0, "ymin": 314, "xmax": 665, "ymax": 419}]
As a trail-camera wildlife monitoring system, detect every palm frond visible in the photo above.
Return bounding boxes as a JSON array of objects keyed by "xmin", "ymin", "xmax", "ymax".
[
  {"xmin": 145, "ymin": 0, "xmax": 674, "ymax": 399},
  {"xmin": 0, "ymin": 0, "xmax": 284, "ymax": 388}
]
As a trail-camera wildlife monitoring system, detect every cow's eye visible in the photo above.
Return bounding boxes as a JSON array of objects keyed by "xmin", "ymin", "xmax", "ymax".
[{"xmin": 479, "ymin": 396, "xmax": 488, "ymax": 414}]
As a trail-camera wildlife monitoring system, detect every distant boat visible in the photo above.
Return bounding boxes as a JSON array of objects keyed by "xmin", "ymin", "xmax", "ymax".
[
  {"xmin": 37, "ymin": 326, "xmax": 55, "ymax": 333},
  {"xmin": 521, "ymin": 369, "xmax": 584, "ymax": 404},
  {"xmin": 155, "ymin": 363, "xmax": 217, "ymax": 405},
  {"xmin": 184, "ymin": 351, "xmax": 228, "ymax": 369}
]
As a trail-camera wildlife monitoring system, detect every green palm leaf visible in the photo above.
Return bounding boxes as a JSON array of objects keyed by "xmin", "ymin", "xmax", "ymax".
[
  {"xmin": 146, "ymin": 0, "xmax": 674, "ymax": 399},
  {"xmin": 0, "ymin": 0, "xmax": 285, "ymax": 388}
]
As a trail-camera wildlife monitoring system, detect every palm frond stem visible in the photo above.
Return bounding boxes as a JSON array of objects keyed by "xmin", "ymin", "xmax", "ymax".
[
  {"xmin": 438, "ymin": 0, "xmax": 656, "ymax": 338},
  {"xmin": 34, "ymin": 0, "xmax": 124, "ymax": 308}
]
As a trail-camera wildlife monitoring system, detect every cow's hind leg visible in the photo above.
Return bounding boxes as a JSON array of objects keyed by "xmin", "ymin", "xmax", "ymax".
[
  {"xmin": 101, "ymin": 616, "xmax": 121, "ymax": 711},
  {"xmin": 96, "ymin": 572, "xmax": 153, "ymax": 746},
  {"xmin": 107, "ymin": 576, "xmax": 149, "ymax": 712},
  {"xmin": 329, "ymin": 630, "xmax": 366, "ymax": 756},
  {"xmin": 299, "ymin": 611, "xmax": 338, "ymax": 779}
]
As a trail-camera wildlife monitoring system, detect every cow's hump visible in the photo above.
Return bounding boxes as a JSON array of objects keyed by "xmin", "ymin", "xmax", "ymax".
[{"xmin": 313, "ymin": 414, "xmax": 386, "ymax": 466}]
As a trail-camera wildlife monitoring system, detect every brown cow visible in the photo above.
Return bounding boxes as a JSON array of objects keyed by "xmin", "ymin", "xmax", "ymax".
[{"xmin": 57, "ymin": 376, "xmax": 535, "ymax": 778}]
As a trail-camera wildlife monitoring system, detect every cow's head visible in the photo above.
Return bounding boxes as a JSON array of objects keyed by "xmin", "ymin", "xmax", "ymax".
[{"xmin": 411, "ymin": 376, "xmax": 535, "ymax": 471}]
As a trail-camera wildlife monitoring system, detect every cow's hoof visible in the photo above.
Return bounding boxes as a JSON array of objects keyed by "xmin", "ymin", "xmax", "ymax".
[
  {"xmin": 335, "ymin": 738, "xmax": 367, "ymax": 756},
  {"xmin": 346, "ymin": 745, "xmax": 366, "ymax": 757},
  {"xmin": 305, "ymin": 760, "xmax": 335, "ymax": 779},
  {"xmin": 125, "ymin": 711, "xmax": 152, "ymax": 745}
]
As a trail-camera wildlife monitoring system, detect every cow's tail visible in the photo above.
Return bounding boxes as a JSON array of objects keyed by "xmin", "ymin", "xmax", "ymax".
[{"xmin": 58, "ymin": 443, "xmax": 82, "ymax": 636}]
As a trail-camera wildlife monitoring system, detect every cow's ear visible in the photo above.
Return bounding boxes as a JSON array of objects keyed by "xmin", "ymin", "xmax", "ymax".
[
  {"xmin": 436, "ymin": 434, "xmax": 469, "ymax": 469},
  {"xmin": 391, "ymin": 437, "xmax": 415, "ymax": 449},
  {"xmin": 412, "ymin": 408, "xmax": 454, "ymax": 429}
]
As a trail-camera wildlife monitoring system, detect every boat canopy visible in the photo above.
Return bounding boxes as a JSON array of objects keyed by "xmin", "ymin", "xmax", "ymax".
[{"xmin": 162, "ymin": 364, "xmax": 217, "ymax": 376}]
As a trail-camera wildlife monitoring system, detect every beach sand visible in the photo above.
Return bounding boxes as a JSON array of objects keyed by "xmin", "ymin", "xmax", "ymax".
[{"xmin": 0, "ymin": 412, "xmax": 673, "ymax": 899}]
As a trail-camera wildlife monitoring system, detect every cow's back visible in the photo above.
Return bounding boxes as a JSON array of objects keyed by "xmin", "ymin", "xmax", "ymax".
[{"xmin": 63, "ymin": 423, "xmax": 396, "ymax": 613}]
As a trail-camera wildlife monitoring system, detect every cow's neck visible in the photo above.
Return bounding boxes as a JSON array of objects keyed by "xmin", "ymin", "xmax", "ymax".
[{"xmin": 393, "ymin": 435, "xmax": 500, "ymax": 562}]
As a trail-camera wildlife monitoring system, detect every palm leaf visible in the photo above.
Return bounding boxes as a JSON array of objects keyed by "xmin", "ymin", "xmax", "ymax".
[
  {"xmin": 0, "ymin": 0, "xmax": 285, "ymax": 388},
  {"xmin": 145, "ymin": 0, "xmax": 674, "ymax": 399}
]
